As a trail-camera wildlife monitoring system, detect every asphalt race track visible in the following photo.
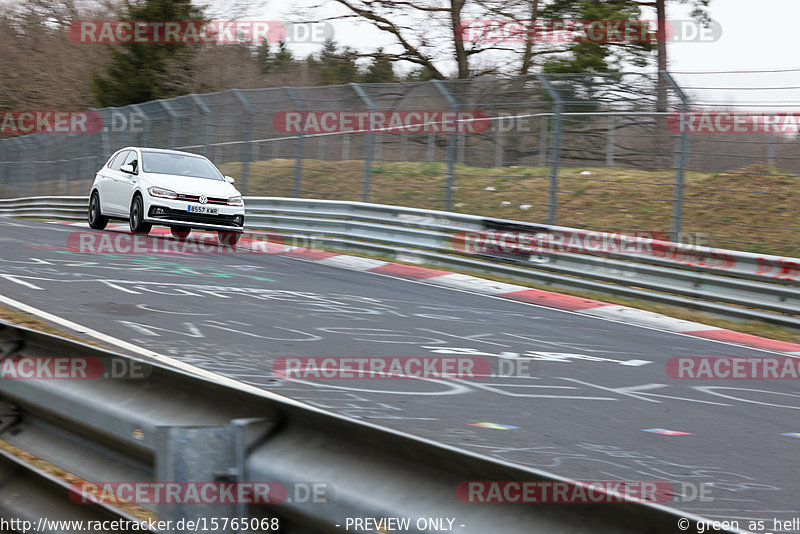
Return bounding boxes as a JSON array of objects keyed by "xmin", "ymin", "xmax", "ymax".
[{"xmin": 1, "ymin": 217, "xmax": 798, "ymax": 532}]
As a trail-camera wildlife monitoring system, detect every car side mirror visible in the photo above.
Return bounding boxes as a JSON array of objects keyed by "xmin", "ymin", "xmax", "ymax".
[
  {"xmin": 224, "ymin": 176, "xmax": 235, "ymax": 184},
  {"xmin": 120, "ymin": 164, "xmax": 135, "ymax": 174}
]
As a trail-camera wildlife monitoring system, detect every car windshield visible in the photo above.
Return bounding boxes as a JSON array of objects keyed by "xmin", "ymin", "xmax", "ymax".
[{"xmin": 141, "ymin": 152, "xmax": 223, "ymax": 180}]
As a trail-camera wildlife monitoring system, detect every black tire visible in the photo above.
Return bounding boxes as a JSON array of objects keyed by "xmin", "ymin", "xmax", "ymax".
[
  {"xmin": 129, "ymin": 195, "xmax": 152, "ymax": 234},
  {"xmin": 88, "ymin": 192, "xmax": 109, "ymax": 230},
  {"xmin": 171, "ymin": 226, "xmax": 191, "ymax": 240},
  {"xmin": 218, "ymin": 231, "xmax": 241, "ymax": 246}
]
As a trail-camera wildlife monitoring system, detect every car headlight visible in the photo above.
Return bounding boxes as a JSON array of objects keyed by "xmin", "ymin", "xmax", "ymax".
[
  {"xmin": 227, "ymin": 196, "xmax": 244, "ymax": 207},
  {"xmin": 148, "ymin": 187, "xmax": 177, "ymax": 199}
]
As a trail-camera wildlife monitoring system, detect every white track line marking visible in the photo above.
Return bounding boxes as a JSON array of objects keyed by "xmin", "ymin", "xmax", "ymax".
[
  {"xmin": 0, "ymin": 293, "xmax": 312, "ymax": 409},
  {"xmin": 0, "ymin": 274, "xmax": 44, "ymax": 291}
]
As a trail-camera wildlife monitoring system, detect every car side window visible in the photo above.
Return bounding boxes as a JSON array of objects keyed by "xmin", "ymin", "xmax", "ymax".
[
  {"xmin": 109, "ymin": 150, "xmax": 129, "ymax": 171},
  {"xmin": 122, "ymin": 151, "xmax": 139, "ymax": 173},
  {"xmin": 106, "ymin": 151, "xmax": 123, "ymax": 170}
]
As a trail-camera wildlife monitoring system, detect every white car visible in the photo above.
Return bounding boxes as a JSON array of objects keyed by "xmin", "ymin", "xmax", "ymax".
[{"xmin": 88, "ymin": 147, "xmax": 245, "ymax": 245}]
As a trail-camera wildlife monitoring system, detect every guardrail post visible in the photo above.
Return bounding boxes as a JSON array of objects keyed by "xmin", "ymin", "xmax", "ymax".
[
  {"xmin": 661, "ymin": 70, "xmax": 690, "ymax": 241},
  {"xmin": 190, "ymin": 94, "xmax": 212, "ymax": 157},
  {"xmin": 155, "ymin": 419, "xmax": 272, "ymax": 532},
  {"xmin": 156, "ymin": 425, "xmax": 239, "ymax": 531},
  {"xmin": 350, "ymin": 82, "xmax": 375, "ymax": 203},
  {"xmin": 158, "ymin": 99, "xmax": 179, "ymax": 149},
  {"xmin": 232, "ymin": 90, "xmax": 253, "ymax": 195},
  {"xmin": 285, "ymin": 87, "xmax": 305, "ymax": 198},
  {"xmin": 535, "ymin": 74, "xmax": 563, "ymax": 225},
  {"xmin": 433, "ymin": 80, "xmax": 458, "ymax": 211}
]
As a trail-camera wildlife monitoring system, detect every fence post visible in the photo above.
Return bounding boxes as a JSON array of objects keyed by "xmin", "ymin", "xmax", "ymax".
[
  {"xmin": 190, "ymin": 94, "xmax": 212, "ymax": 157},
  {"xmin": 433, "ymin": 80, "xmax": 458, "ymax": 211},
  {"xmin": 767, "ymin": 132, "xmax": 776, "ymax": 167},
  {"xmin": 18, "ymin": 137, "xmax": 36, "ymax": 197},
  {"xmin": 661, "ymin": 70, "xmax": 690, "ymax": 241},
  {"xmin": 350, "ymin": 82, "xmax": 375, "ymax": 203},
  {"xmin": 342, "ymin": 134, "xmax": 351, "ymax": 160},
  {"xmin": 535, "ymin": 74, "xmax": 563, "ymax": 225},
  {"xmin": 158, "ymin": 99, "xmax": 179, "ymax": 149},
  {"xmin": 130, "ymin": 104, "xmax": 151, "ymax": 148},
  {"xmin": 232, "ymin": 90, "xmax": 253, "ymax": 195},
  {"xmin": 10, "ymin": 139, "xmax": 22, "ymax": 198},
  {"xmin": 538, "ymin": 116, "xmax": 549, "ymax": 167},
  {"xmin": 606, "ymin": 115, "xmax": 616, "ymax": 167},
  {"xmin": 0, "ymin": 139, "xmax": 5, "ymax": 196},
  {"xmin": 67, "ymin": 133, "xmax": 79, "ymax": 195},
  {"xmin": 494, "ymin": 120, "xmax": 504, "ymax": 167},
  {"xmin": 285, "ymin": 87, "xmax": 305, "ymax": 198}
]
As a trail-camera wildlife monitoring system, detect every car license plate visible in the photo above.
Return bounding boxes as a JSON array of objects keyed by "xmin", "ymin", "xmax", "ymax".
[{"xmin": 188, "ymin": 205, "xmax": 218, "ymax": 215}]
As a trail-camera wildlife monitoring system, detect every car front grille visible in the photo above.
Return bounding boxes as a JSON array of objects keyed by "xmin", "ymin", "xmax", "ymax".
[{"xmin": 176, "ymin": 194, "xmax": 228, "ymax": 205}]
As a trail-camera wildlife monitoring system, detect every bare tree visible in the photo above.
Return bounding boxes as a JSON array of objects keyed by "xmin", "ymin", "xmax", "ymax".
[{"xmin": 299, "ymin": 0, "xmax": 568, "ymax": 78}]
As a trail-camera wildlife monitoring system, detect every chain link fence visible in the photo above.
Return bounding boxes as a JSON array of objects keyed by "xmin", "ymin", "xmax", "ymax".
[{"xmin": 1, "ymin": 71, "xmax": 798, "ymax": 254}]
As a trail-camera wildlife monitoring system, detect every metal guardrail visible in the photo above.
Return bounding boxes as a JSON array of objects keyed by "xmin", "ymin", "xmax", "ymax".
[
  {"xmin": 0, "ymin": 321, "xmax": 714, "ymax": 533},
  {"xmin": 2, "ymin": 195, "xmax": 799, "ymax": 329}
]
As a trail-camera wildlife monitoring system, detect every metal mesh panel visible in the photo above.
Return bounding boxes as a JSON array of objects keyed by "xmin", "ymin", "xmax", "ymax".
[{"xmin": 1, "ymin": 72, "xmax": 798, "ymax": 255}]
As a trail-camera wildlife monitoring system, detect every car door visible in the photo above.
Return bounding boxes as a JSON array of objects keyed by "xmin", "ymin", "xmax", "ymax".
[
  {"xmin": 96, "ymin": 150, "xmax": 128, "ymax": 215},
  {"xmin": 114, "ymin": 150, "xmax": 140, "ymax": 212},
  {"xmin": 93, "ymin": 151, "xmax": 122, "ymax": 213},
  {"xmin": 103, "ymin": 150, "xmax": 132, "ymax": 215}
]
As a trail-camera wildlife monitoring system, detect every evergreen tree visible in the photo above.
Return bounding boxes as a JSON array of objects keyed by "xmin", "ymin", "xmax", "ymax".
[
  {"xmin": 256, "ymin": 40, "xmax": 272, "ymax": 74},
  {"xmin": 542, "ymin": 0, "xmax": 654, "ymax": 75},
  {"xmin": 311, "ymin": 39, "xmax": 359, "ymax": 85},
  {"xmin": 363, "ymin": 49, "xmax": 395, "ymax": 83},
  {"xmin": 92, "ymin": 0, "xmax": 204, "ymax": 107},
  {"xmin": 272, "ymin": 40, "xmax": 293, "ymax": 71}
]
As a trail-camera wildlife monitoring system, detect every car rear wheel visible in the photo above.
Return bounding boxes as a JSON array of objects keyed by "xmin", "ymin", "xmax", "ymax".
[
  {"xmin": 88, "ymin": 192, "xmax": 109, "ymax": 230},
  {"xmin": 129, "ymin": 195, "xmax": 152, "ymax": 234},
  {"xmin": 218, "ymin": 231, "xmax": 241, "ymax": 246},
  {"xmin": 171, "ymin": 226, "xmax": 191, "ymax": 240}
]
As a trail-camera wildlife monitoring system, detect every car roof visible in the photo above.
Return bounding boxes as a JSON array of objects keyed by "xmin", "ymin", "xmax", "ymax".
[{"xmin": 118, "ymin": 147, "xmax": 208, "ymax": 158}]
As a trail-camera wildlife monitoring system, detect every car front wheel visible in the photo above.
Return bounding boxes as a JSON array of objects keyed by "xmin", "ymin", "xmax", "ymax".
[
  {"xmin": 88, "ymin": 192, "xmax": 109, "ymax": 230},
  {"xmin": 129, "ymin": 195, "xmax": 152, "ymax": 234},
  {"xmin": 218, "ymin": 231, "xmax": 241, "ymax": 246}
]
